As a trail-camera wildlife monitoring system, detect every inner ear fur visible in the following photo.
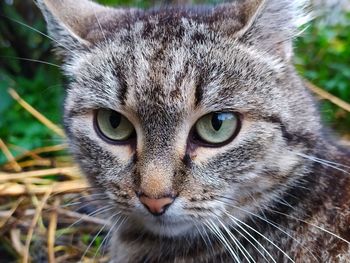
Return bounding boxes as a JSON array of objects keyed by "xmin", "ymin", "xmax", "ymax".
[
  {"xmin": 43, "ymin": 0, "xmax": 114, "ymax": 43},
  {"xmin": 211, "ymin": 0, "xmax": 309, "ymax": 61},
  {"xmin": 36, "ymin": 0, "xmax": 138, "ymax": 56},
  {"xmin": 211, "ymin": 0, "xmax": 266, "ymax": 37}
]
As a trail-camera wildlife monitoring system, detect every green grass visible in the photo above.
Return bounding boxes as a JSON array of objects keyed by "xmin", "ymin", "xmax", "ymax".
[{"xmin": 295, "ymin": 13, "xmax": 350, "ymax": 133}]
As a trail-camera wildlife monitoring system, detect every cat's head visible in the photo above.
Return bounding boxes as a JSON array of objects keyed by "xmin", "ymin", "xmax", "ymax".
[{"xmin": 37, "ymin": 0, "xmax": 321, "ymax": 237}]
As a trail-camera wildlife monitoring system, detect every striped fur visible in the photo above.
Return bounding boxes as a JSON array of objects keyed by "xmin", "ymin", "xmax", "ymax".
[{"xmin": 37, "ymin": 0, "xmax": 350, "ymax": 262}]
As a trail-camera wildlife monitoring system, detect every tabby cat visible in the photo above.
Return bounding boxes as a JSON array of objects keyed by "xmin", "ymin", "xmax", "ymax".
[{"xmin": 36, "ymin": 0, "xmax": 350, "ymax": 262}]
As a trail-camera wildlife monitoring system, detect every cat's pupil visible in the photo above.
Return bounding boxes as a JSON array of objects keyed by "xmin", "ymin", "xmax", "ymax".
[
  {"xmin": 109, "ymin": 112, "xmax": 121, "ymax": 129},
  {"xmin": 211, "ymin": 113, "xmax": 223, "ymax": 131}
]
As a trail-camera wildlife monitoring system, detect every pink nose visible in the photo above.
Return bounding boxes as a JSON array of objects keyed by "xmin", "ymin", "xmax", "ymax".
[{"xmin": 139, "ymin": 195, "xmax": 174, "ymax": 216}]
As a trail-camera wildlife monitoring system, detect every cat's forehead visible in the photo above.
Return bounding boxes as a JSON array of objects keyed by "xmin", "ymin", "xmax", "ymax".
[
  {"xmin": 69, "ymin": 16, "xmax": 284, "ymax": 117},
  {"xmin": 84, "ymin": 6, "xmax": 245, "ymax": 43}
]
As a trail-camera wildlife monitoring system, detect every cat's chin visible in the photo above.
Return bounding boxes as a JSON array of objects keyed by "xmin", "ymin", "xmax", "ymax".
[
  {"xmin": 145, "ymin": 220, "xmax": 194, "ymax": 237},
  {"xmin": 130, "ymin": 215, "xmax": 195, "ymax": 237}
]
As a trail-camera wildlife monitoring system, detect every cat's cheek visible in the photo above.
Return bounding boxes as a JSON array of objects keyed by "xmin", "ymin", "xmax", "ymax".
[{"xmin": 69, "ymin": 113, "xmax": 135, "ymax": 163}]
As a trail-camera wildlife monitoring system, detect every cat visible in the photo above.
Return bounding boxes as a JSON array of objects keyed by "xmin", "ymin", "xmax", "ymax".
[{"xmin": 36, "ymin": 0, "xmax": 350, "ymax": 262}]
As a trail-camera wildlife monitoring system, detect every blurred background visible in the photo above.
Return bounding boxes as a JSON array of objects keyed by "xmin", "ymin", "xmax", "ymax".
[{"xmin": 0, "ymin": 0, "xmax": 349, "ymax": 262}]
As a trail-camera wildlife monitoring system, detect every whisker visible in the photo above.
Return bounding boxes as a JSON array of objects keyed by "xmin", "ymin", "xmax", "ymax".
[
  {"xmin": 193, "ymin": 221, "xmax": 218, "ymax": 260},
  {"xmin": 0, "ymin": 56, "xmax": 61, "ymax": 67},
  {"xmin": 274, "ymin": 198, "xmax": 295, "ymax": 209},
  {"xmin": 93, "ymin": 10, "xmax": 108, "ymax": 43},
  {"xmin": 248, "ymin": 193, "xmax": 269, "ymax": 221},
  {"xmin": 61, "ymin": 202, "xmax": 104, "ymax": 212},
  {"xmin": 2, "ymin": 15, "xmax": 75, "ymax": 54},
  {"xmin": 47, "ymin": 186, "xmax": 102, "ymax": 200},
  {"xmin": 301, "ymin": 153, "xmax": 350, "ymax": 169},
  {"xmin": 192, "ymin": 222, "xmax": 210, "ymax": 251},
  {"xmin": 57, "ymin": 205, "xmax": 113, "ymax": 239},
  {"xmin": 268, "ymin": 208, "xmax": 350, "ymax": 245},
  {"xmin": 297, "ymin": 153, "xmax": 349, "ymax": 174},
  {"xmin": 62, "ymin": 192, "xmax": 108, "ymax": 203},
  {"xmin": 276, "ymin": 180, "xmax": 310, "ymax": 191},
  {"xmin": 224, "ymin": 212, "xmax": 295, "ymax": 262},
  {"xmin": 60, "ymin": 197, "xmax": 110, "ymax": 209},
  {"xmin": 217, "ymin": 196, "xmax": 319, "ymax": 261},
  {"xmin": 80, "ymin": 212, "xmax": 116, "ymax": 260},
  {"xmin": 3, "ymin": 14, "xmax": 131, "ymax": 110},
  {"xmin": 217, "ymin": 217, "xmax": 255, "ymax": 263},
  {"xmin": 94, "ymin": 214, "xmax": 123, "ymax": 260},
  {"xmin": 3, "ymin": 14, "xmax": 110, "ymax": 80},
  {"xmin": 205, "ymin": 220, "xmax": 241, "ymax": 262},
  {"xmin": 231, "ymin": 220, "xmax": 276, "ymax": 263}
]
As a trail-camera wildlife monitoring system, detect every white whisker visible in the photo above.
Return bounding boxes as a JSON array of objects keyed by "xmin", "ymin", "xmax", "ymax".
[
  {"xmin": 194, "ymin": 220, "xmax": 218, "ymax": 260},
  {"xmin": 217, "ymin": 197, "xmax": 319, "ymax": 261},
  {"xmin": 297, "ymin": 153, "xmax": 349, "ymax": 174},
  {"xmin": 304, "ymin": 154, "xmax": 350, "ymax": 169},
  {"xmin": 231, "ymin": 220, "xmax": 276, "ymax": 263},
  {"xmin": 205, "ymin": 220, "xmax": 241, "ymax": 262},
  {"xmin": 93, "ymin": 213, "xmax": 123, "ymax": 260},
  {"xmin": 5, "ymin": 15, "xmax": 110, "ymax": 79},
  {"xmin": 224, "ymin": 212, "xmax": 295, "ymax": 262},
  {"xmin": 268, "ymin": 208, "xmax": 350, "ymax": 246},
  {"xmin": 4, "ymin": 16, "xmax": 75, "ymax": 54},
  {"xmin": 193, "ymin": 222, "xmax": 210, "ymax": 252},
  {"xmin": 57, "ymin": 205, "xmax": 113, "ymax": 239},
  {"xmin": 80, "ymin": 212, "xmax": 116, "ymax": 260},
  {"xmin": 217, "ymin": 217, "xmax": 255, "ymax": 263},
  {"xmin": 94, "ymin": 10, "xmax": 108, "ymax": 43},
  {"xmin": 0, "ymin": 56, "xmax": 60, "ymax": 67}
]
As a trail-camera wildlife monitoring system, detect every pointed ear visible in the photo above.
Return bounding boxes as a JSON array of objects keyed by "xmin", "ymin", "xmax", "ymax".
[
  {"xmin": 211, "ymin": 0, "xmax": 309, "ymax": 61},
  {"xmin": 211, "ymin": 0, "xmax": 266, "ymax": 37},
  {"xmin": 35, "ymin": 0, "xmax": 137, "ymax": 57}
]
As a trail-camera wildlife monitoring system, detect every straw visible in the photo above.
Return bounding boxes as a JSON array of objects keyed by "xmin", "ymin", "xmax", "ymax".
[
  {"xmin": 306, "ymin": 81, "xmax": 350, "ymax": 112},
  {"xmin": 22, "ymin": 188, "xmax": 53, "ymax": 263},
  {"xmin": 0, "ymin": 138, "xmax": 22, "ymax": 172},
  {"xmin": 8, "ymin": 88, "xmax": 66, "ymax": 137}
]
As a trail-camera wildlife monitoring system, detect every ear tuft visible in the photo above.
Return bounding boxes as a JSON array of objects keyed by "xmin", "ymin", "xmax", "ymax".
[
  {"xmin": 210, "ymin": 0, "xmax": 311, "ymax": 61},
  {"xmin": 35, "ymin": 0, "xmax": 137, "ymax": 58},
  {"xmin": 208, "ymin": 0, "xmax": 265, "ymax": 36},
  {"xmin": 241, "ymin": 0, "xmax": 311, "ymax": 60}
]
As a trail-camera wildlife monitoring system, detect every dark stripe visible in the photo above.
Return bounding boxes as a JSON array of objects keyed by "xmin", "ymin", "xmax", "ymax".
[
  {"xmin": 263, "ymin": 115, "xmax": 316, "ymax": 148},
  {"xmin": 182, "ymin": 153, "xmax": 191, "ymax": 167},
  {"xmin": 113, "ymin": 67, "xmax": 128, "ymax": 105},
  {"xmin": 194, "ymin": 74, "xmax": 204, "ymax": 107}
]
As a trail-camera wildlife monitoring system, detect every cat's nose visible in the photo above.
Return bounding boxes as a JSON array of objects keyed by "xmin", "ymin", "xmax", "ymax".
[{"xmin": 138, "ymin": 195, "xmax": 175, "ymax": 216}]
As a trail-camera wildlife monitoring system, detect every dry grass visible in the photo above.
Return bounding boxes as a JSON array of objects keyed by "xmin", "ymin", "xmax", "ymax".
[
  {"xmin": 0, "ymin": 82, "xmax": 349, "ymax": 262},
  {"xmin": 0, "ymin": 90, "xmax": 109, "ymax": 262}
]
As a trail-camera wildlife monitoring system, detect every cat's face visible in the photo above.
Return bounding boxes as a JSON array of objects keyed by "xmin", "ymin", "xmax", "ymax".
[{"xmin": 39, "ymin": 0, "xmax": 321, "ymax": 236}]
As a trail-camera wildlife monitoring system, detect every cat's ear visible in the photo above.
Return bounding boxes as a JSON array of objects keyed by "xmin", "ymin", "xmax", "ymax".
[
  {"xmin": 212, "ymin": 0, "xmax": 309, "ymax": 61},
  {"xmin": 35, "ymin": 0, "xmax": 136, "ymax": 57},
  {"xmin": 210, "ymin": 0, "xmax": 265, "ymax": 38}
]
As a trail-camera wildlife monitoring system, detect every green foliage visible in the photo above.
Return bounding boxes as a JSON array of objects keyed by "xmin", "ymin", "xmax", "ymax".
[
  {"xmin": 0, "ymin": 1, "xmax": 65, "ymax": 163},
  {"xmin": 295, "ymin": 13, "xmax": 350, "ymax": 132},
  {"xmin": 0, "ymin": 1, "xmax": 349, "ymax": 164}
]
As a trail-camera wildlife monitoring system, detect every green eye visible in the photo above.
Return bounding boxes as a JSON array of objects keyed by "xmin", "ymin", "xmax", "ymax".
[
  {"xmin": 95, "ymin": 109, "xmax": 135, "ymax": 142},
  {"xmin": 194, "ymin": 112, "xmax": 239, "ymax": 144}
]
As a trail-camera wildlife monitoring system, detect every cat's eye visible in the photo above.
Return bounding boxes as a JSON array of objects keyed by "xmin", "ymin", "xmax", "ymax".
[
  {"xmin": 94, "ymin": 109, "xmax": 135, "ymax": 143},
  {"xmin": 194, "ymin": 112, "xmax": 240, "ymax": 145}
]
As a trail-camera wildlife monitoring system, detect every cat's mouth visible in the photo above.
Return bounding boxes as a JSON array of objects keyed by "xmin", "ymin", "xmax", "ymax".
[
  {"xmin": 128, "ymin": 203, "xmax": 195, "ymax": 237},
  {"xmin": 140, "ymin": 216, "xmax": 195, "ymax": 237}
]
